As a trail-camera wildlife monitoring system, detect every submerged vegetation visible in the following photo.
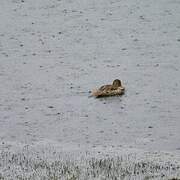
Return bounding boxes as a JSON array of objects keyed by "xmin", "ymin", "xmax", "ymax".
[{"xmin": 0, "ymin": 149, "xmax": 179, "ymax": 180}]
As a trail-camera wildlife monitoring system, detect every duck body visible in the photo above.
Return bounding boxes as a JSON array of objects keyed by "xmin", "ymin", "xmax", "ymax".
[{"xmin": 92, "ymin": 79, "xmax": 125, "ymax": 98}]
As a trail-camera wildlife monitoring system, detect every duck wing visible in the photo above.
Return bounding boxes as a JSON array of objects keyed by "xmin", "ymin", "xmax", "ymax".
[{"xmin": 99, "ymin": 85, "xmax": 113, "ymax": 91}]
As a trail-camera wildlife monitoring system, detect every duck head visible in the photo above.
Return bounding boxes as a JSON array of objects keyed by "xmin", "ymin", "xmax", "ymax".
[{"xmin": 112, "ymin": 79, "xmax": 122, "ymax": 87}]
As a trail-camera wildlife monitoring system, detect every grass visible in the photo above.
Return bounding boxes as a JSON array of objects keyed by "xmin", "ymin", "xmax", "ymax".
[{"xmin": 0, "ymin": 148, "xmax": 180, "ymax": 180}]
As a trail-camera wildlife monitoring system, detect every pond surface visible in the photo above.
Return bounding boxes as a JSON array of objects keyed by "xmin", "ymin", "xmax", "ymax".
[{"xmin": 0, "ymin": 0, "xmax": 180, "ymax": 156}]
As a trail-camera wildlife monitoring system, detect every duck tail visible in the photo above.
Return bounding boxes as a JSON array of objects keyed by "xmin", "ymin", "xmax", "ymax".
[{"xmin": 92, "ymin": 89, "xmax": 102, "ymax": 97}]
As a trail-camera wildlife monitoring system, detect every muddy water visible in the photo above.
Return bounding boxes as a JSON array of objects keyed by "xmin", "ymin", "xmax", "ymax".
[{"xmin": 0, "ymin": 0, "xmax": 180, "ymax": 155}]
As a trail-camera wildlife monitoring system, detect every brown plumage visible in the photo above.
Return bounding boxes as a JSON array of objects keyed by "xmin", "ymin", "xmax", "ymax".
[{"xmin": 92, "ymin": 79, "xmax": 125, "ymax": 98}]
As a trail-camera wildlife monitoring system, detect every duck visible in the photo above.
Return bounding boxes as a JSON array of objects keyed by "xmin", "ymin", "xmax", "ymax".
[{"xmin": 92, "ymin": 79, "xmax": 125, "ymax": 98}]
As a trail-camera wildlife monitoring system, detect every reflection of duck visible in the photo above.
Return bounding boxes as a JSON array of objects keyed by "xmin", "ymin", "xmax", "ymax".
[{"xmin": 92, "ymin": 79, "xmax": 125, "ymax": 98}]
